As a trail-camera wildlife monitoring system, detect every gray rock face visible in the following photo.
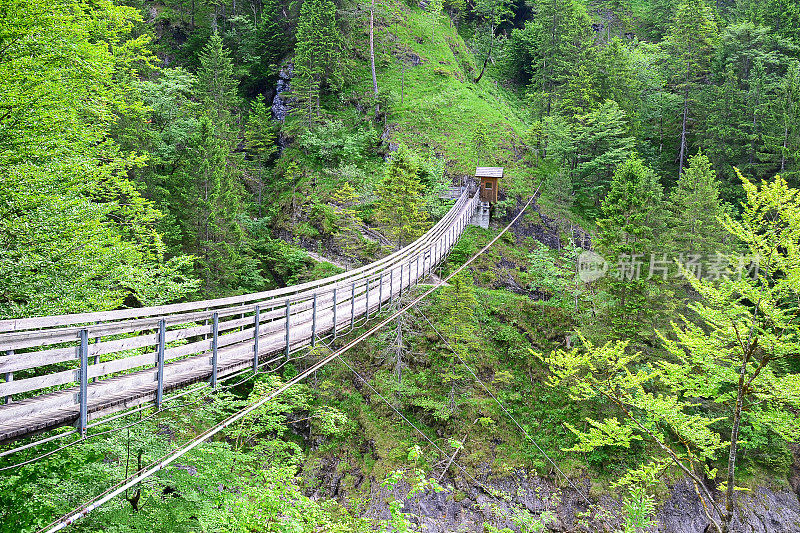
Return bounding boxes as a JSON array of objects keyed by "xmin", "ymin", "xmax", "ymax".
[
  {"xmin": 307, "ymin": 459, "xmax": 800, "ymax": 532},
  {"xmin": 657, "ymin": 479, "xmax": 800, "ymax": 533},
  {"xmin": 271, "ymin": 63, "xmax": 293, "ymax": 122}
]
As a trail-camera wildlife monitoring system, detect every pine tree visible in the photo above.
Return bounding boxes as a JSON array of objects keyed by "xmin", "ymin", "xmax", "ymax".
[
  {"xmin": 292, "ymin": 0, "xmax": 343, "ymax": 124},
  {"xmin": 595, "ymin": 156, "xmax": 667, "ymax": 342},
  {"xmin": 375, "ymin": 146, "xmax": 429, "ymax": 247},
  {"xmin": 197, "ymin": 32, "xmax": 239, "ymax": 125},
  {"xmin": 666, "ymin": 151, "xmax": 727, "ymax": 254},
  {"xmin": 528, "ymin": 0, "xmax": 592, "ymax": 116},
  {"xmin": 573, "ymin": 99, "xmax": 636, "ymax": 206},
  {"xmin": 664, "ymin": 0, "xmax": 717, "ymax": 179}
]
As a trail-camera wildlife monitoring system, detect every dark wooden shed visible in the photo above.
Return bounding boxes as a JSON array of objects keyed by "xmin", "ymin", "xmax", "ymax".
[{"xmin": 476, "ymin": 167, "xmax": 503, "ymax": 203}]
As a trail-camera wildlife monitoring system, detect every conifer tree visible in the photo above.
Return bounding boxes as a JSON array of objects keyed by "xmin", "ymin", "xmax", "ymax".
[
  {"xmin": 375, "ymin": 146, "xmax": 429, "ymax": 247},
  {"xmin": 762, "ymin": 62, "xmax": 800, "ymax": 186},
  {"xmin": 245, "ymin": 97, "xmax": 277, "ymax": 216},
  {"xmin": 595, "ymin": 156, "xmax": 666, "ymax": 342},
  {"xmin": 664, "ymin": 0, "xmax": 717, "ymax": 179},
  {"xmin": 528, "ymin": 0, "xmax": 592, "ymax": 116},
  {"xmin": 293, "ymin": 0, "xmax": 343, "ymax": 124},
  {"xmin": 184, "ymin": 116, "xmax": 253, "ymax": 294},
  {"xmin": 197, "ymin": 32, "xmax": 239, "ymax": 126},
  {"xmin": 573, "ymin": 99, "xmax": 636, "ymax": 206},
  {"xmin": 666, "ymin": 152, "xmax": 727, "ymax": 254}
]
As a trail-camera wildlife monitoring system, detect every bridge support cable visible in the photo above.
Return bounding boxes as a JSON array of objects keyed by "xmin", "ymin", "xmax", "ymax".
[
  {"xmin": 412, "ymin": 306, "xmax": 593, "ymax": 506},
  {"xmin": 0, "ymin": 191, "xmax": 475, "ymax": 444},
  {"xmin": 38, "ymin": 194, "xmax": 537, "ymax": 533},
  {"xmin": 0, "ymin": 354, "xmax": 283, "ymax": 473}
]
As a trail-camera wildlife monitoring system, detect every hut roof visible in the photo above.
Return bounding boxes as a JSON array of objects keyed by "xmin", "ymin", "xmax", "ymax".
[{"xmin": 475, "ymin": 167, "xmax": 503, "ymax": 178}]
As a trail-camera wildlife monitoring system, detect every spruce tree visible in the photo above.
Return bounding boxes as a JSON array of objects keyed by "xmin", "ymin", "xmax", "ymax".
[
  {"xmin": 664, "ymin": 0, "xmax": 717, "ymax": 179},
  {"xmin": 375, "ymin": 146, "xmax": 429, "ymax": 247},
  {"xmin": 293, "ymin": 0, "xmax": 343, "ymax": 124},
  {"xmin": 245, "ymin": 97, "xmax": 277, "ymax": 217},
  {"xmin": 573, "ymin": 99, "xmax": 636, "ymax": 207},
  {"xmin": 595, "ymin": 156, "xmax": 666, "ymax": 342},
  {"xmin": 667, "ymin": 151, "xmax": 727, "ymax": 255},
  {"xmin": 528, "ymin": 0, "xmax": 592, "ymax": 116},
  {"xmin": 761, "ymin": 62, "xmax": 800, "ymax": 187},
  {"xmin": 183, "ymin": 116, "xmax": 254, "ymax": 294},
  {"xmin": 197, "ymin": 32, "xmax": 239, "ymax": 125}
]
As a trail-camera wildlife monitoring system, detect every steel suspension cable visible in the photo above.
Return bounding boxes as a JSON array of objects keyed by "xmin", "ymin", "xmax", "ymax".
[
  {"xmin": 39, "ymin": 193, "xmax": 537, "ymax": 533},
  {"xmin": 412, "ymin": 307, "xmax": 593, "ymax": 506}
]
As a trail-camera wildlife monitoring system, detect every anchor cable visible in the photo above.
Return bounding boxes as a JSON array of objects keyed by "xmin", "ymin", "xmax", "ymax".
[{"xmin": 38, "ymin": 193, "xmax": 537, "ymax": 532}]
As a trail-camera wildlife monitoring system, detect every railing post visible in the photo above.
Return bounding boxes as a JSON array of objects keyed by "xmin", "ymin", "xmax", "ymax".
[
  {"xmin": 379, "ymin": 273, "xmax": 384, "ymax": 313},
  {"xmin": 253, "ymin": 305, "xmax": 260, "ymax": 373},
  {"xmin": 4, "ymin": 350, "xmax": 12, "ymax": 404},
  {"xmin": 78, "ymin": 329, "xmax": 88, "ymax": 438},
  {"xmin": 399, "ymin": 263, "xmax": 404, "ymax": 298},
  {"xmin": 333, "ymin": 288, "xmax": 338, "ymax": 340},
  {"xmin": 312, "ymin": 293, "xmax": 317, "ymax": 347},
  {"xmin": 156, "ymin": 319, "xmax": 165, "ymax": 409},
  {"xmin": 389, "ymin": 269, "xmax": 394, "ymax": 303},
  {"xmin": 426, "ymin": 249, "xmax": 431, "ymax": 277},
  {"xmin": 93, "ymin": 322, "xmax": 100, "ymax": 383},
  {"xmin": 210, "ymin": 312, "xmax": 219, "ymax": 388},
  {"xmin": 285, "ymin": 301, "xmax": 291, "ymax": 358},
  {"xmin": 408, "ymin": 258, "xmax": 412, "ymax": 288},
  {"xmin": 350, "ymin": 282, "xmax": 356, "ymax": 330},
  {"xmin": 365, "ymin": 277, "xmax": 370, "ymax": 320}
]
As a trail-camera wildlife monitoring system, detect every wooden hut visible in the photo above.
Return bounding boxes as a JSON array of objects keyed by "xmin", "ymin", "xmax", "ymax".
[{"xmin": 475, "ymin": 167, "xmax": 502, "ymax": 203}]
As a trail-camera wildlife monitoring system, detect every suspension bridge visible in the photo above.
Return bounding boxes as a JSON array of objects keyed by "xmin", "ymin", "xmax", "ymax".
[{"xmin": 0, "ymin": 188, "xmax": 481, "ymax": 444}]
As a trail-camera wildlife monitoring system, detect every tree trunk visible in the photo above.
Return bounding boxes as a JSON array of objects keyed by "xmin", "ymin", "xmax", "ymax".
[
  {"xmin": 723, "ymin": 354, "xmax": 751, "ymax": 532},
  {"xmin": 370, "ymin": 0, "xmax": 379, "ymax": 116},
  {"xmin": 679, "ymin": 85, "xmax": 689, "ymax": 179},
  {"xmin": 782, "ymin": 125, "xmax": 788, "ymax": 171},
  {"xmin": 474, "ymin": 23, "xmax": 494, "ymax": 84}
]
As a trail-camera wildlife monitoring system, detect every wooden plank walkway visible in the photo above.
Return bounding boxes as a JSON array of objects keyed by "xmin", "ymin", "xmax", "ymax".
[{"xmin": 0, "ymin": 190, "xmax": 479, "ymax": 443}]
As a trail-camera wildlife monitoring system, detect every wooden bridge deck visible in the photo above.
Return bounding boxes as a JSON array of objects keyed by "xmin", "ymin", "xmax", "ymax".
[{"xmin": 0, "ymin": 191, "xmax": 479, "ymax": 443}]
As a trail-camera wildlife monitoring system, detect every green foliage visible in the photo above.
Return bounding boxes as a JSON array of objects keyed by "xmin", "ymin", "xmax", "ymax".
[
  {"xmin": 520, "ymin": 0, "xmax": 592, "ymax": 116},
  {"xmin": 235, "ymin": 0, "xmax": 290, "ymax": 95},
  {"xmin": 622, "ymin": 486, "xmax": 657, "ymax": 533},
  {"xmin": 197, "ymin": 32, "xmax": 239, "ymax": 124},
  {"xmin": 573, "ymin": 100, "xmax": 637, "ymax": 207},
  {"xmin": 666, "ymin": 151, "xmax": 728, "ymax": 253},
  {"xmin": 0, "ymin": 0, "xmax": 199, "ymax": 317},
  {"xmin": 540, "ymin": 174, "xmax": 800, "ymax": 533},
  {"xmin": 594, "ymin": 156, "xmax": 666, "ymax": 341},
  {"xmin": 375, "ymin": 146, "xmax": 429, "ymax": 247},
  {"xmin": 292, "ymin": 0, "xmax": 344, "ymax": 123}
]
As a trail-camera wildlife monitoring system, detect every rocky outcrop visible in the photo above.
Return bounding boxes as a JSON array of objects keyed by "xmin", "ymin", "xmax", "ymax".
[
  {"xmin": 306, "ymin": 459, "xmax": 800, "ymax": 532},
  {"xmin": 271, "ymin": 62, "xmax": 293, "ymax": 122}
]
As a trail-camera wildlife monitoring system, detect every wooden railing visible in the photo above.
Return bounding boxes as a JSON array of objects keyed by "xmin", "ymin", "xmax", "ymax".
[{"xmin": 0, "ymin": 189, "xmax": 479, "ymax": 442}]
